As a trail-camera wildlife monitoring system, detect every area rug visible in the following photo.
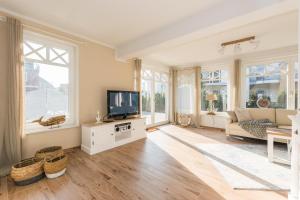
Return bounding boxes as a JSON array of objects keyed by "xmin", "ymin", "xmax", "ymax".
[{"xmin": 196, "ymin": 142, "xmax": 291, "ymax": 190}]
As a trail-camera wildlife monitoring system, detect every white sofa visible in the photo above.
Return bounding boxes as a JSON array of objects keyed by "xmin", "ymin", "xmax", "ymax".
[{"xmin": 226, "ymin": 108, "xmax": 297, "ymax": 140}]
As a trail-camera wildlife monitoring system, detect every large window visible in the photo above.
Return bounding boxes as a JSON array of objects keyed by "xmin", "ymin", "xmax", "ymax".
[
  {"xmin": 244, "ymin": 62, "xmax": 287, "ymax": 108},
  {"xmin": 142, "ymin": 69, "xmax": 169, "ymax": 126},
  {"xmin": 24, "ymin": 32, "xmax": 78, "ymax": 132},
  {"xmin": 201, "ymin": 70, "xmax": 228, "ymax": 112}
]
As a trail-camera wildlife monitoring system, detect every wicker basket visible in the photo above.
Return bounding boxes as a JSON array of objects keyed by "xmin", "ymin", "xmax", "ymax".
[
  {"xmin": 11, "ymin": 157, "xmax": 44, "ymax": 186},
  {"xmin": 44, "ymin": 155, "xmax": 68, "ymax": 178},
  {"xmin": 35, "ymin": 146, "xmax": 64, "ymax": 160}
]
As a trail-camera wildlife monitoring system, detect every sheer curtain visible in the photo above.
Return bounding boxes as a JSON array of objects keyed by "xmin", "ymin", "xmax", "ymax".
[{"xmin": 176, "ymin": 69, "xmax": 197, "ymax": 126}]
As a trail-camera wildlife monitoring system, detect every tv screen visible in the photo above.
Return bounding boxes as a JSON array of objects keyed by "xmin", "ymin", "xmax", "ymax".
[{"xmin": 107, "ymin": 90, "xmax": 140, "ymax": 118}]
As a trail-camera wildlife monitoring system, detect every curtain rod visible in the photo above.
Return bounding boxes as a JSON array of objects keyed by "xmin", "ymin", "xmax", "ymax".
[{"xmin": 0, "ymin": 15, "xmax": 86, "ymax": 44}]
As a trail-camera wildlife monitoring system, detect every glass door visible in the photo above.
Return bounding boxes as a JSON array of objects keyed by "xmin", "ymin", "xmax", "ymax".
[
  {"xmin": 154, "ymin": 73, "xmax": 168, "ymax": 124},
  {"xmin": 142, "ymin": 79, "xmax": 152, "ymax": 125},
  {"xmin": 142, "ymin": 69, "xmax": 169, "ymax": 126}
]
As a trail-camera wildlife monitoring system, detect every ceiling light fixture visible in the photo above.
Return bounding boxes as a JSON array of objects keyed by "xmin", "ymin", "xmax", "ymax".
[
  {"xmin": 218, "ymin": 46, "xmax": 225, "ymax": 55},
  {"xmin": 234, "ymin": 44, "xmax": 242, "ymax": 53},
  {"xmin": 249, "ymin": 39, "xmax": 260, "ymax": 49},
  {"xmin": 218, "ymin": 36, "xmax": 258, "ymax": 55}
]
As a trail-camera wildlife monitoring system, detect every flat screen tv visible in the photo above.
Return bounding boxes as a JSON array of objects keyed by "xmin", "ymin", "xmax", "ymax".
[{"xmin": 107, "ymin": 90, "xmax": 140, "ymax": 119}]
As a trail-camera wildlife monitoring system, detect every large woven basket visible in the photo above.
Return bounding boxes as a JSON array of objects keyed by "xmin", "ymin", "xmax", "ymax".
[
  {"xmin": 44, "ymin": 155, "xmax": 68, "ymax": 178},
  {"xmin": 11, "ymin": 157, "xmax": 44, "ymax": 186},
  {"xmin": 35, "ymin": 146, "xmax": 64, "ymax": 160}
]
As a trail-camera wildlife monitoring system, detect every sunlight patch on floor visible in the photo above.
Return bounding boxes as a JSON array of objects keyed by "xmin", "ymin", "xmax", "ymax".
[
  {"xmin": 159, "ymin": 125, "xmax": 225, "ymax": 144},
  {"xmin": 148, "ymin": 125, "xmax": 288, "ymax": 200},
  {"xmin": 147, "ymin": 130, "xmax": 232, "ymax": 199}
]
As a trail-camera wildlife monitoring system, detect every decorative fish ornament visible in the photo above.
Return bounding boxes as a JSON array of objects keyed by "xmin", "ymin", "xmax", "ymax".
[{"xmin": 32, "ymin": 115, "xmax": 66, "ymax": 128}]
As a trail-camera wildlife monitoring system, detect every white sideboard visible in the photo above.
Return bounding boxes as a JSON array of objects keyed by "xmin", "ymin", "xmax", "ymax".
[
  {"xmin": 81, "ymin": 117, "xmax": 146, "ymax": 155},
  {"xmin": 199, "ymin": 113, "xmax": 230, "ymax": 129}
]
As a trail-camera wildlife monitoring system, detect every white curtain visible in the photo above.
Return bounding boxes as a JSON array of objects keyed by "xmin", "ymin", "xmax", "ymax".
[{"xmin": 176, "ymin": 69, "xmax": 197, "ymax": 125}]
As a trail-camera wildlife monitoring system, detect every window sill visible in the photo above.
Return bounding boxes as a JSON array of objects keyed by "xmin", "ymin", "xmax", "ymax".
[
  {"xmin": 200, "ymin": 111, "xmax": 228, "ymax": 117},
  {"xmin": 25, "ymin": 123, "xmax": 79, "ymax": 135}
]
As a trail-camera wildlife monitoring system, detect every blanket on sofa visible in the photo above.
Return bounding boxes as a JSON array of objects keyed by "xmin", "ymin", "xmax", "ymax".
[{"xmin": 238, "ymin": 119, "xmax": 277, "ymax": 139}]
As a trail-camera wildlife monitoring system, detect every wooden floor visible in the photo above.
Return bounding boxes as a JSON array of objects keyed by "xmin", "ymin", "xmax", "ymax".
[{"xmin": 1, "ymin": 125, "xmax": 288, "ymax": 200}]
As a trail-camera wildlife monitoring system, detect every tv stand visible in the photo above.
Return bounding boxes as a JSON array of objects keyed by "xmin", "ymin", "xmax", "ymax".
[{"xmin": 81, "ymin": 117, "xmax": 146, "ymax": 155}]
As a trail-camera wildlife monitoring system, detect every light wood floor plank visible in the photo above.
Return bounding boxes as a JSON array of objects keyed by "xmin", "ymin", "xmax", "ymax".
[
  {"xmin": 3, "ymin": 125, "xmax": 288, "ymax": 200},
  {"xmin": 0, "ymin": 176, "xmax": 8, "ymax": 200}
]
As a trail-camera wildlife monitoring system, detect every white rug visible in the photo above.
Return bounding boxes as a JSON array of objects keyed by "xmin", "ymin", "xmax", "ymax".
[{"xmin": 196, "ymin": 142, "xmax": 291, "ymax": 190}]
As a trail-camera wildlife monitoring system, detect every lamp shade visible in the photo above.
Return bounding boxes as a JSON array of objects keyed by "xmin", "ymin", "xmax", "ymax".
[{"xmin": 206, "ymin": 94, "xmax": 217, "ymax": 101}]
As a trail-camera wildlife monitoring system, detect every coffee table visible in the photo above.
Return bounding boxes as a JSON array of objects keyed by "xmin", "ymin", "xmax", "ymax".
[{"xmin": 267, "ymin": 127, "xmax": 292, "ymax": 165}]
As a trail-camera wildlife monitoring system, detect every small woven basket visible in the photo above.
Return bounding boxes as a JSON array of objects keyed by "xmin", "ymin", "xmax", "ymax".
[
  {"xmin": 35, "ymin": 146, "xmax": 64, "ymax": 160},
  {"xmin": 44, "ymin": 155, "xmax": 68, "ymax": 175},
  {"xmin": 11, "ymin": 157, "xmax": 44, "ymax": 186}
]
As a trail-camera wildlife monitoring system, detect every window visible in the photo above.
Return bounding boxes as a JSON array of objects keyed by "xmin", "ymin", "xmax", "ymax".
[
  {"xmin": 201, "ymin": 70, "xmax": 228, "ymax": 112},
  {"xmin": 141, "ymin": 69, "xmax": 169, "ymax": 125},
  {"xmin": 23, "ymin": 32, "xmax": 78, "ymax": 132},
  {"xmin": 244, "ymin": 62, "xmax": 288, "ymax": 108}
]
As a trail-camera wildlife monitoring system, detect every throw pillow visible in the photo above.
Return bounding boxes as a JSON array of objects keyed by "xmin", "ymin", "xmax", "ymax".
[
  {"xmin": 226, "ymin": 111, "xmax": 238, "ymax": 122},
  {"xmin": 235, "ymin": 108, "xmax": 252, "ymax": 122}
]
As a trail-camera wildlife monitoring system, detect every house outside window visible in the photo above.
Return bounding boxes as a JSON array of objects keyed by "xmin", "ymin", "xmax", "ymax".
[
  {"xmin": 244, "ymin": 62, "xmax": 288, "ymax": 108},
  {"xmin": 201, "ymin": 70, "xmax": 228, "ymax": 112},
  {"xmin": 23, "ymin": 32, "xmax": 78, "ymax": 132}
]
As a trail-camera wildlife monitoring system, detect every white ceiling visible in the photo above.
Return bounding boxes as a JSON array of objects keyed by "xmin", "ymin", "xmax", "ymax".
[
  {"xmin": 143, "ymin": 11, "xmax": 298, "ymax": 66},
  {"xmin": 0, "ymin": 0, "xmax": 224, "ymax": 47},
  {"xmin": 0, "ymin": 0, "xmax": 297, "ymax": 65}
]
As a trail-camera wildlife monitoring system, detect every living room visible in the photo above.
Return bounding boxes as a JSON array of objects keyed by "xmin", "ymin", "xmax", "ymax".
[{"xmin": 0, "ymin": 0, "xmax": 299, "ymax": 200}]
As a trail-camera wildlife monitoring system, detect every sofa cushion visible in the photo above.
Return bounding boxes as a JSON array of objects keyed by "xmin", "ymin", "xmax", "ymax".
[
  {"xmin": 248, "ymin": 108, "xmax": 275, "ymax": 122},
  {"xmin": 276, "ymin": 109, "xmax": 297, "ymax": 126},
  {"xmin": 235, "ymin": 108, "xmax": 252, "ymax": 122},
  {"xmin": 226, "ymin": 111, "xmax": 238, "ymax": 122}
]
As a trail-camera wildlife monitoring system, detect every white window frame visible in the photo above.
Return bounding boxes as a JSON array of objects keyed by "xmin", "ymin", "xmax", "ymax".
[
  {"xmin": 141, "ymin": 68, "xmax": 169, "ymax": 127},
  {"xmin": 24, "ymin": 31, "xmax": 79, "ymax": 134},
  {"xmin": 200, "ymin": 66, "xmax": 231, "ymax": 113},
  {"xmin": 241, "ymin": 55, "xmax": 298, "ymax": 109}
]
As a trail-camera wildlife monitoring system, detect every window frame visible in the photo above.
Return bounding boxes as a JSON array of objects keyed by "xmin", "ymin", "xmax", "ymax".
[
  {"xmin": 141, "ymin": 68, "xmax": 170, "ymax": 127},
  {"xmin": 241, "ymin": 55, "xmax": 298, "ymax": 109},
  {"xmin": 23, "ymin": 31, "xmax": 79, "ymax": 134},
  {"xmin": 200, "ymin": 68, "xmax": 230, "ymax": 113}
]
